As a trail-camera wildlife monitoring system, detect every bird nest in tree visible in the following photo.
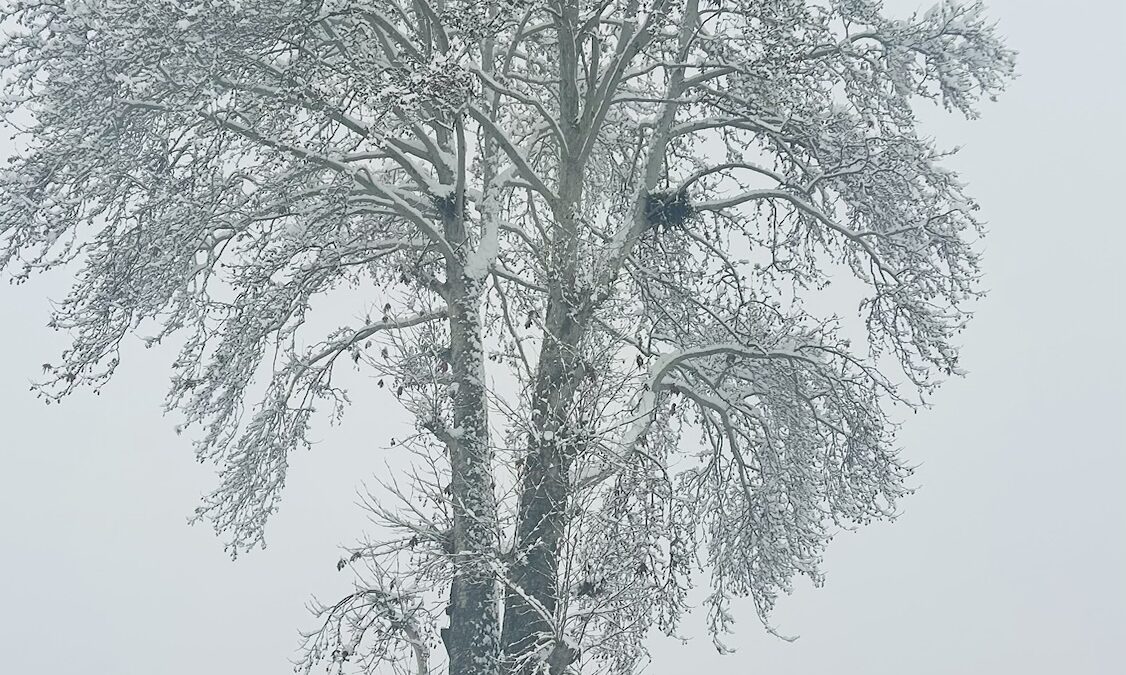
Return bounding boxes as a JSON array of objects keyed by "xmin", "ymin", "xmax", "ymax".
[
  {"xmin": 431, "ymin": 192, "xmax": 459, "ymax": 220},
  {"xmin": 643, "ymin": 190, "xmax": 695, "ymax": 231}
]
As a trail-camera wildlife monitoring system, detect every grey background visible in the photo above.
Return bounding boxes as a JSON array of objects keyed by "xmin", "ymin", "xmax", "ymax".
[{"xmin": 1, "ymin": 0, "xmax": 1123, "ymax": 673}]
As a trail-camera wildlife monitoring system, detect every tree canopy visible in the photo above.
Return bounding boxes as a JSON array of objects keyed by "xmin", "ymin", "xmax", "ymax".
[{"xmin": 0, "ymin": 1, "xmax": 1013, "ymax": 673}]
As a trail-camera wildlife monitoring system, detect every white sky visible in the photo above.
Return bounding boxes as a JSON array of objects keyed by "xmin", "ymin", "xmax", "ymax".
[{"xmin": 1, "ymin": 1, "xmax": 1123, "ymax": 673}]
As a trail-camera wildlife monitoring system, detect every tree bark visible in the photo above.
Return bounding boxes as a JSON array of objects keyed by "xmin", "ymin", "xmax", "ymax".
[
  {"xmin": 441, "ymin": 124, "xmax": 501, "ymax": 674},
  {"xmin": 501, "ymin": 277, "xmax": 589, "ymax": 675},
  {"xmin": 443, "ymin": 273, "xmax": 502, "ymax": 675}
]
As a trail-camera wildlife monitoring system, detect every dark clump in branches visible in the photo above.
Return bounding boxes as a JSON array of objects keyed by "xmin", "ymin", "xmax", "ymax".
[
  {"xmin": 643, "ymin": 190, "xmax": 695, "ymax": 231},
  {"xmin": 432, "ymin": 192, "xmax": 460, "ymax": 220}
]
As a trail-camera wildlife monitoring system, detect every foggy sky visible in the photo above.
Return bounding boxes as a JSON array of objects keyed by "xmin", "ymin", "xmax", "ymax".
[{"xmin": 2, "ymin": 1, "xmax": 1123, "ymax": 673}]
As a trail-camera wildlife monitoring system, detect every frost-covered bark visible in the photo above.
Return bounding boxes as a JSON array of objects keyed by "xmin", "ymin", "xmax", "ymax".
[
  {"xmin": 443, "ymin": 179, "xmax": 503, "ymax": 675},
  {"xmin": 1, "ymin": 1, "xmax": 1013, "ymax": 673}
]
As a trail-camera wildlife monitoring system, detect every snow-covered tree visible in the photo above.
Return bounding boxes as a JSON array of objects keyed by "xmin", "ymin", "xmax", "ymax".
[{"xmin": 0, "ymin": 1, "xmax": 1013, "ymax": 673}]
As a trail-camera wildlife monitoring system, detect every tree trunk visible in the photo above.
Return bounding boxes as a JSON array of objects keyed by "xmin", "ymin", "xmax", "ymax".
[
  {"xmin": 501, "ymin": 280, "xmax": 588, "ymax": 675},
  {"xmin": 443, "ymin": 274, "xmax": 502, "ymax": 675},
  {"xmin": 502, "ymin": 6, "xmax": 591, "ymax": 668}
]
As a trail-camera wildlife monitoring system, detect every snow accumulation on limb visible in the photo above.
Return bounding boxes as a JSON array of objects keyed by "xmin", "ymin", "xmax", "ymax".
[{"xmin": 467, "ymin": 104, "xmax": 559, "ymax": 205}]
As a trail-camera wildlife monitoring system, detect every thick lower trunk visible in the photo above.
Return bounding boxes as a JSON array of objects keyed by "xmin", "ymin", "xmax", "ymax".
[
  {"xmin": 501, "ymin": 289, "xmax": 587, "ymax": 675},
  {"xmin": 501, "ymin": 436, "xmax": 574, "ymax": 674},
  {"xmin": 443, "ymin": 278, "xmax": 502, "ymax": 675}
]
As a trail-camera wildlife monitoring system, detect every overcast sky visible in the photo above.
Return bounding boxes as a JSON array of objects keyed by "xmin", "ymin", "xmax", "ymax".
[{"xmin": 1, "ymin": 1, "xmax": 1123, "ymax": 673}]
